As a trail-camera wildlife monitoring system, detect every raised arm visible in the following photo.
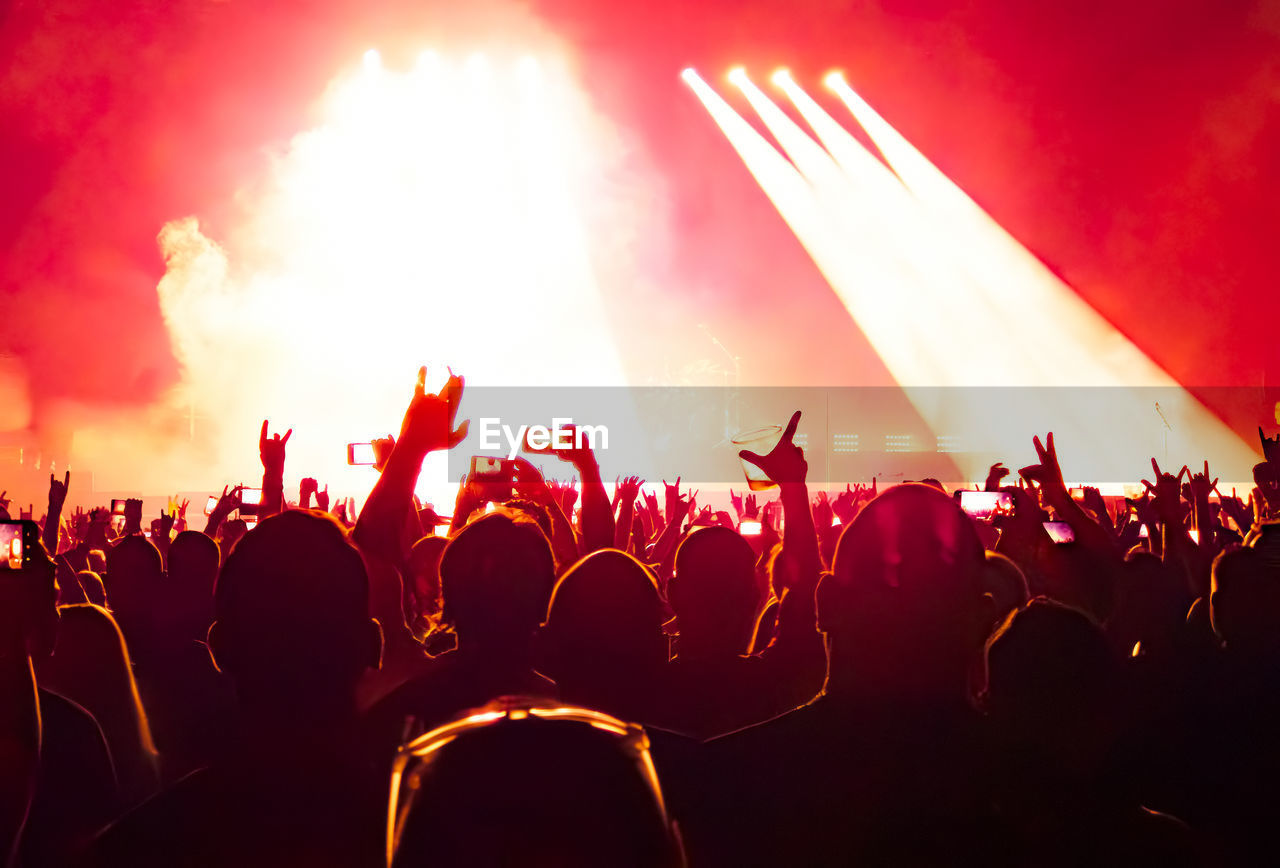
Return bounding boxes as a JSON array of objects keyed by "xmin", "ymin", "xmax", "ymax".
[
  {"xmin": 42, "ymin": 471, "xmax": 69, "ymax": 556},
  {"xmin": 523, "ymin": 424, "xmax": 614, "ymax": 554},
  {"xmin": 258, "ymin": 420, "xmax": 292, "ymax": 519},
  {"xmin": 355, "ymin": 366, "xmax": 467, "ymax": 562},
  {"xmin": 613, "ymin": 476, "xmax": 644, "ymax": 552},
  {"xmin": 739, "ymin": 411, "xmax": 820, "ymax": 582}
]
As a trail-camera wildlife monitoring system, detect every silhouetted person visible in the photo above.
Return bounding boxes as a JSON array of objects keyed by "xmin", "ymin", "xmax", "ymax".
[
  {"xmin": 2, "ymin": 549, "xmax": 118, "ymax": 868},
  {"xmin": 35, "ymin": 603, "xmax": 159, "ymax": 808},
  {"xmin": 983, "ymin": 599, "xmax": 1202, "ymax": 866},
  {"xmin": 87, "ymin": 510, "xmax": 384, "ymax": 868},
  {"xmin": 538, "ymin": 549, "xmax": 672, "ymax": 727},
  {"xmin": 687, "ymin": 484, "xmax": 1002, "ymax": 866},
  {"xmin": 367, "ymin": 511, "xmax": 559, "ymax": 753},
  {"xmin": 664, "ymin": 526, "xmax": 824, "ymax": 738},
  {"xmin": 104, "ymin": 533, "xmax": 233, "ymax": 781}
]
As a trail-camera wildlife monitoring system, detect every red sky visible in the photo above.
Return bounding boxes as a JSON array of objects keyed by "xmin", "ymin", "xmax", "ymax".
[{"xmin": 1, "ymin": 0, "xmax": 1277, "ymax": 426}]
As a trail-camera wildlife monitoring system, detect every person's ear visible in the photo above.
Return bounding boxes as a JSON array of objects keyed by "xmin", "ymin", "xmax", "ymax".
[
  {"xmin": 365, "ymin": 618, "xmax": 384, "ymax": 670},
  {"xmin": 206, "ymin": 620, "xmax": 225, "ymax": 673}
]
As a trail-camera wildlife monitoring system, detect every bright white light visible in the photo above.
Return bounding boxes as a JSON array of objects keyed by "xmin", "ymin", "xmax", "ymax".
[
  {"xmin": 685, "ymin": 69, "xmax": 1257, "ymax": 482},
  {"xmin": 771, "ymin": 68, "xmax": 792, "ymax": 86},
  {"xmin": 516, "ymin": 55, "xmax": 539, "ymax": 79},
  {"xmin": 727, "ymin": 66, "xmax": 748, "ymax": 86},
  {"xmin": 135, "ymin": 50, "xmax": 630, "ymax": 503},
  {"xmin": 823, "ymin": 70, "xmax": 845, "ymax": 90},
  {"xmin": 362, "ymin": 48, "xmax": 382, "ymax": 72}
]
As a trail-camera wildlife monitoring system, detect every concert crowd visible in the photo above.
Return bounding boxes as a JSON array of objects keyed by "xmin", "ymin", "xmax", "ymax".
[{"xmin": 3, "ymin": 368, "xmax": 1280, "ymax": 867}]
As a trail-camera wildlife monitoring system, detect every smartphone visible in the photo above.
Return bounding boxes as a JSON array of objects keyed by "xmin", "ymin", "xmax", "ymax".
[
  {"xmin": 1138, "ymin": 523, "xmax": 1150, "ymax": 539},
  {"xmin": 205, "ymin": 495, "xmax": 218, "ymax": 515},
  {"xmin": 739, "ymin": 519, "xmax": 763, "ymax": 536},
  {"xmin": 1188, "ymin": 528, "xmax": 1201, "ymax": 545},
  {"xmin": 1069, "ymin": 487, "xmax": 1087, "ymax": 500},
  {"xmin": 957, "ymin": 490, "xmax": 1013, "ymax": 521},
  {"xmin": 239, "ymin": 487, "xmax": 263, "ymax": 517},
  {"xmin": 111, "ymin": 499, "xmax": 127, "ymax": 515},
  {"xmin": 1042, "ymin": 521, "xmax": 1075, "ymax": 544},
  {"xmin": 0, "ymin": 520, "xmax": 39, "ymax": 569},
  {"xmin": 347, "ymin": 442, "xmax": 377, "ymax": 466},
  {"xmin": 470, "ymin": 455, "xmax": 515, "ymax": 501}
]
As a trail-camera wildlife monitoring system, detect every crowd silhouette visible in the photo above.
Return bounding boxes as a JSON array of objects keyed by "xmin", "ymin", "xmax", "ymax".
[{"xmin": 2, "ymin": 367, "xmax": 1279, "ymax": 866}]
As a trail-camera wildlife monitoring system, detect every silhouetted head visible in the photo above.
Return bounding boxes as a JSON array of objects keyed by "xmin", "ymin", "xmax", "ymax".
[
  {"xmin": 984, "ymin": 598, "xmax": 1117, "ymax": 773},
  {"xmin": 1211, "ymin": 546, "xmax": 1280, "ymax": 657},
  {"xmin": 209, "ymin": 510, "xmax": 380, "ymax": 716},
  {"xmin": 104, "ymin": 535, "xmax": 165, "ymax": 625},
  {"xmin": 76, "ymin": 569, "xmax": 107, "ymax": 608},
  {"xmin": 440, "ymin": 511, "xmax": 555, "ymax": 651},
  {"xmin": 978, "ymin": 551, "xmax": 1029, "ymax": 630},
  {"xmin": 671, "ymin": 527, "xmax": 759, "ymax": 656},
  {"xmin": 822, "ymin": 483, "xmax": 989, "ymax": 699},
  {"xmin": 389, "ymin": 699, "xmax": 682, "ymax": 868},
  {"xmin": 167, "ymin": 530, "xmax": 220, "ymax": 639},
  {"xmin": 217, "ymin": 518, "xmax": 249, "ymax": 556},
  {"xmin": 540, "ymin": 550, "xmax": 668, "ymax": 687},
  {"xmin": 1110, "ymin": 550, "xmax": 1190, "ymax": 657}
]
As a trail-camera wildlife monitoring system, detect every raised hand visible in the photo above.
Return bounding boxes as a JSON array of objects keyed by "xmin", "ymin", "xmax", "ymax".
[
  {"xmin": 1018, "ymin": 433, "xmax": 1066, "ymax": 498},
  {"xmin": 1188, "ymin": 460, "xmax": 1219, "ymax": 502},
  {"xmin": 315, "ymin": 484, "xmax": 330, "ymax": 512},
  {"xmin": 559, "ymin": 482, "xmax": 579, "ymax": 515},
  {"xmin": 157, "ymin": 509, "xmax": 175, "ymax": 540},
  {"xmin": 812, "ymin": 490, "xmax": 834, "ymax": 530},
  {"xmin": 618, "ymin": 475, "xmax": 644, "ymax": 505},
  {"xmin": 729, "ymin": 488, "xmax": 745, "ymax": 520},
  {"xmin": 1260, "ymin": 426, "xmax": 1280, "ymax": 465},
  {"xmin": 259, "ymin": 420, "xmax": 292, "ymax": 476},
  {"xmin": 739, "ymin": 411, "xmax": 807, "ymax": 486},
  {"xmin": 662, "ymin": 478, "xmax": 683, "ymax": 521},
  {"xmin": 398, "ymin": 366, "xmax": 468, "ymax": 456},
  {"xmin": 1079, "ymin": 486, "xmax": 1109, "ymax": 523},
  {"xmin": 984, "ymin": 462, "xmax": 1010, "ymax": 492},
  {"xmin": 831, "ymin": 485, "xmax": 856, "ymax": 524},
  {"xmin": 299, "ymin": 477, "xmax": 319, "ymax": 500},
  {"xmin": 44, "ymin": 471, "xmax": 71, "ymax": 553},
  {"xmin": 371, "ymin": 436, "xmax": 396, "ymax": 472},
  {"xmin": 642, "ymin": 488, "xmax": 660, "ymax": 521},
  {"xmin": 1219, "ymin": 489, "xmax": 1253, "ymax": 534},
  {"xmin": 48, "ymin": 471, "xmax": 70, "ymax": 512},
  {"xmin": 1142, "ymin": 458, "xmax": 1190, "ymax": 521},
  {"xmin": 215, "ymin": 485, "xmax": 243, "ymax": 516}
]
